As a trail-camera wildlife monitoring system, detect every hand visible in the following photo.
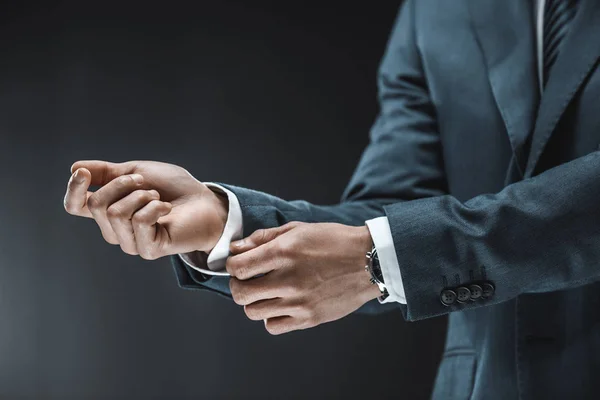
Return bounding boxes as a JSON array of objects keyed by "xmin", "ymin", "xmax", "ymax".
[
  {"xmin": 226, "ymin": 222, "xmax": 381, "ymax": 335},
  {"xmin": 63, "ymin": 160, "xmax": 228, "ymax": 259}
]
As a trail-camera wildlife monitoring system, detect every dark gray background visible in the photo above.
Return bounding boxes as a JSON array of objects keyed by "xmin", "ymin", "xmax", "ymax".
[{"xmin": 0, "ymin": 1, "xmax": 446, "ymax": 399}]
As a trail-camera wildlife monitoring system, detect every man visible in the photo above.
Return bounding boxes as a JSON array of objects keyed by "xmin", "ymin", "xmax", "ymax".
[{"xmin": 64, "ymin": 0, "xmax": 600, "ymax": 398}]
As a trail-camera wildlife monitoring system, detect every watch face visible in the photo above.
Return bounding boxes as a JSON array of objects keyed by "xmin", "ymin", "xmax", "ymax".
[{"xmin": 372, "ymin": 252, "xmax": 384, "ymax": 282}]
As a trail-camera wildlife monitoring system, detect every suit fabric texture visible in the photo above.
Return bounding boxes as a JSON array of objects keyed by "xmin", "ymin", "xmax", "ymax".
[{"xmin": 171, "ymin": 0, "xmax": 600, "ymax": 398}]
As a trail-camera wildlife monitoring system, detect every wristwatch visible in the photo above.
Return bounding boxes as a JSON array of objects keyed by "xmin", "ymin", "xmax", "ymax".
[{"xmin": 365, "ymin": 246, "xmax": 389, "ymax": 300}]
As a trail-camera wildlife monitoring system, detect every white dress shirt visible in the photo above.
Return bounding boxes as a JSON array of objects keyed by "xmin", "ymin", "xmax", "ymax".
[{"xmin": 179, "ymin": 0, "xmax": 547, "ymax": 305}]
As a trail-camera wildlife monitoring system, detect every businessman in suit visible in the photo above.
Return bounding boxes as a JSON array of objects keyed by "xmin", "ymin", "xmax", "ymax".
[{"xmin": 64, "ymin": 0, "xmax": 600, "ymax": 398}]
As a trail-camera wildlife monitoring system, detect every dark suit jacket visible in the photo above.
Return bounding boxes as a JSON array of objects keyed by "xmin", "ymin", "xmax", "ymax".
[{"xmin": 171, "ymin": 0, "xmax": 600, "ymax": 398}]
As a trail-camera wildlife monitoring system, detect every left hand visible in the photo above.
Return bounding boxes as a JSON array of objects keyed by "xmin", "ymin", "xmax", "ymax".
[{"xmin": 226, "ymin": 222, "xmax": 382, "ymax": 335}]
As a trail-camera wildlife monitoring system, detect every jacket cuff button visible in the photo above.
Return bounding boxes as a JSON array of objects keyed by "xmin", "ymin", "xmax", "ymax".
[
  {"xmin": 440, "ymin": 289, "xmax": 457, "ymax": 306},
  {"xmin": 481, "ymin": 282, "xmax": 495, "ymax": 298},
  {"xmin": 468, "ymin": 284, "xmax": 483, "ymax": 300},
  {"xmin": 456, "ymin": 286, "xmax": 471, "ymax": 303}
]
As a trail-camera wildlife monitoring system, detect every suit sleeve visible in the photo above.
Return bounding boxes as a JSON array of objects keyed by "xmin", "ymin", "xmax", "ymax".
[
  {"xmin": 385, "ymin": 149, "xmax": 600, "ymax": 321},
  {"xmin": 170, "ymin": 0, "xmax": 448, "ymax": 314}
]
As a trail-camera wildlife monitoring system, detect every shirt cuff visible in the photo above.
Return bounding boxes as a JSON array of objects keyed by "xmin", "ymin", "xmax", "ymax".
[
  {"xmin": 365, "ymin": 216, "xmax": 407, "ymax": 304},
  {"xmin": 177, "ymin": 183, "xmax": 243, "ymax": 276}
]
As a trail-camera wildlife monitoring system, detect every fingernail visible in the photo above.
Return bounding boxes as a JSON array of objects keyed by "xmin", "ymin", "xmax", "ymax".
[
  {"xmin": 232, "ymin": 239, "xmax": 245, "ymax": 248},
  {"xmin": 131, "ymin": 174, "xmax": 144, "ymax": 184},
  {"xmin": 149, "ymin": 189, "xmax": 159, "ymax": 198},
  {"xmin": 73, "ymin": 169, "xmax": 84, "ymax": 183}
]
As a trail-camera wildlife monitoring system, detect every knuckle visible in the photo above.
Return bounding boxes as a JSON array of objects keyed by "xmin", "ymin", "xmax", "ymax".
[
  {"xmin": 235, "ymin": 291, "xmax": 248, "ymax": 305},
  {"xmin": 283, "ymin": 281, "xmax": 301, "ymax": 296},
  {"xmin": 132, "ymin": 202, "xmax": 156, "ymax": 224},
  {"xmin": 225, "ymin": 259, "xmax": 236, "ymax": 276},
  {"xmin": 139, "ymin": 248, "xmax": 158, "ymax": 260},
  {"xmin": 252, "ymin": 229, "xmax": 266, "ymax": 243},
  {"xmin": 264, "ymin": 322, "xmax": 279, "ymax": 336},
  {"xmin": 292, "ymin": 302, "xmax": 311, "ymax": 320},
  {"xmin": 236, "ymin": 266, "xmax": 250, "ymax": 280},
  {"xmin": 230, "ymin": 263, "xmax": 250, "ymax": 280},
  {"xmin": 226, "ymin": 258, "xmax": 243, "ymax": 277},
  {"xmin": 101, "ymin": 232, "xmax": 119, "ymax": 245},
  {"xmin": 232, "ymin": 292, "xmax": 246, "ymax": 306},
  {"xmin": 87, "ymin": 194, "xmax": 102, "ymax": 211},
  {"xmin": 120, "ymin": 244, "xmax": 138, "ymax": 256},
  {"xmin": 302, "ymin": 318, "xmax": 316, "ymax": 330},
  {"xmin": 106, "ymin": 205, "xmax": 124, "ymax": 219},
  {"xmin": 278, "ymin": 238, "xmax": 297, "ymax": 256},
  {"xmin": 230, "ymin": 283, "xmax": 247, "ymax": 305},
  {"xmin": 131, "ymin": 211, "xmax": 147, "ymax": 225},
  {"xmin": 297, "ymin": 303, "xmax": 313, "ymax": 318},
  {"xmin": 137, "ymin": 189, "xmax": 154, "ymax": 203},
  {"xmin": 117, "ymin": 175, "xmax": 132, "ymax": 187},
  {"xmin": 265, "ymin": 322, "xmax": 287, "ymax": 336},
  {"xmin": 244, "ymin": 305, "xmax": 261, "ymax": 321},
  {"xmin": 306, "ymin": 310, "xmax": 321, "ymax": 327}
]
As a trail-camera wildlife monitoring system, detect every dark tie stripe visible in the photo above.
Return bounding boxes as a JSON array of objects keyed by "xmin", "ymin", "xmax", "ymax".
[{"xmin": 543, "ymin": 0, "xmax": 580, "ymax": 87}]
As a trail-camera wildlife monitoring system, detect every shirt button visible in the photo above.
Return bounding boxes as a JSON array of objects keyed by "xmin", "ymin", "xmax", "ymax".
[
  {"xmin": 468, "ymin": 284, "xmax": 483, "ymax": 300},
  {"xmin": 455, "ymin": 286, "xmax": 471, "ymax": 303},
  {"xmin": 440, "ymin": 289, "xmax": 457, "ymax": 306},
  {"xmin": 481, "ymin": 282, "xmax": 495, "ymax": 298}
]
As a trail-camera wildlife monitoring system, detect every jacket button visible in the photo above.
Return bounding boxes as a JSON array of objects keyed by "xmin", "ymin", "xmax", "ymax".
[
  {"xmin": 481, "ymin": 282, "xmax": 495, "ymax": 298},
  {"xmin": 440, "ymin": 289, "xmax": 457, "ymax": 306},
  {"xmin": 468, "ymin": 284, "xmax": 483, "ymax": 300},
  {"xmin": 455, "ymin": 286, "xmax": 471, "ymax": 303}
]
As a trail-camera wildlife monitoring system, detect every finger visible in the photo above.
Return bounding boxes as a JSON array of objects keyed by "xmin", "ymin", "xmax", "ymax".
[
  {"xmin": 226, "ymin": 242, "xmax": 287, "ymax": 280},
  {"xmin": 230, "ymin": 221, "xmax": 303, "ymax": 254},
  {"xmin": 107, "ymin": 189, "xmax": 160, "ymax": 255},
  {"xmin": 87, "ymin": 173, "xmax": 145, "ymax": 244},
  {"xmin": 243, "ymin": 298, "xmax": 305, "ymax": 321},
  {"xmin": 70, "ymin": 160, "xmax": 137, "ymax": 186},
  {"xmin": 264, "ymin": 316, "xmax": 302, "ymax": 336},
  {"xmin": 229, "ymin": 273, "xmax": 287, "ymax": 306},
  {"xmin": 64, "ymin": 168, "xmax": 93, "ymax": 217},
  {"xmin": 132, "ymin": 199, "xmax": 173, "ymax": 260}
]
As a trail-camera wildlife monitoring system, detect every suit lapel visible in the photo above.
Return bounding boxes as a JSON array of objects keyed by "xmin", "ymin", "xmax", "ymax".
[
  {"xmin": 467, "ymin": 0, "xmax": 539, "ymax": 179},
  {"xmin": 525, "ymin": 0, "xmax": 600, "ymax": 177}
]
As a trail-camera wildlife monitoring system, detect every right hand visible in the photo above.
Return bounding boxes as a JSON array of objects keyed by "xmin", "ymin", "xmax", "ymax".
[{"xmin": 63, "ymin": 160, "xmax": 228, "ymax": 259}]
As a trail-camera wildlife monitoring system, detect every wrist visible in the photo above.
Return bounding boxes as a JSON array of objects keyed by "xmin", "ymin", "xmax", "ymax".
[
  {"xmin": 211, "ymin": 188, "xmax": 229, "ymax": 225},
  {"xmin": 353, "ymin": 225, "xmax": 375, "ymax": 263},
  {"xmin": 203, "ymin": 187, "xmax": 229, "ymax": 253}
]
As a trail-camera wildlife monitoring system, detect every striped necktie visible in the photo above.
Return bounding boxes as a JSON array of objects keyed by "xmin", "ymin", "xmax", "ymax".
[{"xmin": 543, "ymin": 0, "xmax": 581, "ymax": 87}]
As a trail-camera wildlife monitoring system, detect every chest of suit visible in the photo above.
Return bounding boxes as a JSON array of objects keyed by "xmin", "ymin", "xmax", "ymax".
[{"xmin": 412, "ymin": 0, "xmax": 600, "ymax": 203}]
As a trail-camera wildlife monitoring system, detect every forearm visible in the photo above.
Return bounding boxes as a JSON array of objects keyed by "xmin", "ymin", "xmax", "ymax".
[
  {"xmin": 194, "ymin": 185, "xmax": 405, "ymax": 315},
  {"xmin": 220, "ymin": 183, "xmax": 399, "ymax": 236},
  {"xmin": 387, "ymin": 150, "xmax": 600, "ymax": 321},
  {"xmin": 172, "ymin": 188, "xmax": 403, "ymax": 315}
]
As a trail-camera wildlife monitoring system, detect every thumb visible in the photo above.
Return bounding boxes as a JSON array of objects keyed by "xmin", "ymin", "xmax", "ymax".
[
  {"xmin": 229, "ymin": 221, "xmax": 303, "ymax": 254},
  {"xmin": 70, "ymin": 160, "xmax": 137, "ymax": 186}
]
